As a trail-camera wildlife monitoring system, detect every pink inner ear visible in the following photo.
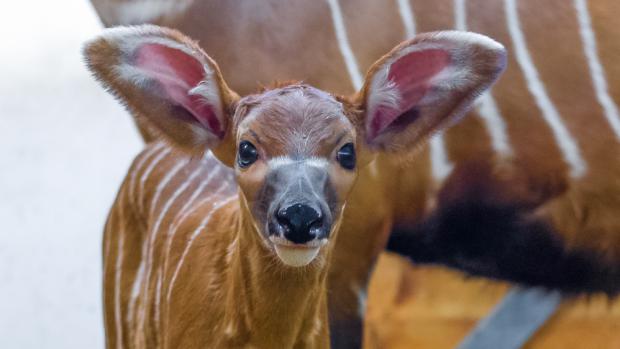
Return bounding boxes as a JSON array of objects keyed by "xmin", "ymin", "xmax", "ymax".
[
  {"xmin": 135, "ymin": 43, "xmax": 223, "ymax": 138},
  {"xmin": 370, "ymin": 49, "xmax": 449, "ymax": 139}
]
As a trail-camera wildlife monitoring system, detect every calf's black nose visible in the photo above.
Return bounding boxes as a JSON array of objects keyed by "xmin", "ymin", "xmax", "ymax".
[{"xmin": 277, "ymin": 203, "xmax": 322, "ymax": 244}]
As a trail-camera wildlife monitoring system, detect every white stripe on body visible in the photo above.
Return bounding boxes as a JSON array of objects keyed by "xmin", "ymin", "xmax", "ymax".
[
  {"xmin": 136, "ymin": 159, "xmax": 203, "ymax": 335},
  {"xmin": 128, "ymin": 146, "xmax": 172, "ymax": 324},
  {"xmin": 113, "ymin": 0, "xmax": 193, "ymax": 25},
  {"xmin": 396, "ymin": 0, "xmax": 416, "ymax": 39},
  {"xmin": 429, "ymin": 136, "xmax": 454, "ymax": 181},
  {"xmin": 136, "ymin": 158, "xmax": 188, "ymax": 335},
  {"xmin": 153, "ymin": 268, "xmax": 163, "ymax": 337},
  {"xmin": 129, "ymin": 143, "xmax": 165, "ymax": 207},
  {"xmin": 148, "ymin": 160, "xmax": 189, "ymax": 219},
  {"xmin": 138, "ymin": 147, "xmax": 172, "ymax": 212},
  {"xmin": 325, "ymin": 0, "xmax": 363, "ymax": 90},
  {"xmin": 454, "ymin": 0, "xmax": 467, "ymax": 32},
  {"xmin": 157, "ymin": 167, "xmax": 226, "ymax": 313},
  {"xmin": 166, "ymin": 194, "xmax": 237, "ymax": 303},
  {"xmin": 160, "ymin": 160, "xmax": 225, "ymax": 281},
  {"xmin": 476, "ymin": 94, "xmax": 513, "ymax": 156},
  {"xmin": 505, "ymin": 0, "xmax": 587, "ymax": 177},
  {"xmin": 397, "ymin": 0, "xmax": 454, "ymax": 181},
  {"xmin": 455, "ymin": 0, "xmax": 513, "ymax": 157},
  {"xmin": 573, "ymin": 0, "xmax": 620, "ymax": 141},
  {"xmin": 113, "ymin": 188, "xmax": 127, "ymax": 349}
]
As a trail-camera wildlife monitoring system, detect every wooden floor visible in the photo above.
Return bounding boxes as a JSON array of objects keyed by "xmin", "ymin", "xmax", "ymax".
[{"xmin": 364, "ymin": 254, "xmax": 620, "ymax": 349}]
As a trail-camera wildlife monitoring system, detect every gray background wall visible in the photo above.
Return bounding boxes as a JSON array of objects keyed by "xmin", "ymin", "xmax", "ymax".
[{"xmin": 0, "ymin": 1, "xmax": 142, "ymax": 347}]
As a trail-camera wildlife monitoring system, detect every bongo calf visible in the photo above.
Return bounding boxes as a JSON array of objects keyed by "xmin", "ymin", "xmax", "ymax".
[{"xmin": 84, "ymin": 25, "xmax": 505, "ymax": 348}]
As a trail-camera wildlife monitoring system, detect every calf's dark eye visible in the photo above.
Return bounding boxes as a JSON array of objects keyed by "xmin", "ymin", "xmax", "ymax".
[
  {"xmin": 237, "ymin": 141, "xmax": 258, "ymax": 168},
  {"xmin": 337, "ymin": 143, "xmax": 356, "ymax": 170}
]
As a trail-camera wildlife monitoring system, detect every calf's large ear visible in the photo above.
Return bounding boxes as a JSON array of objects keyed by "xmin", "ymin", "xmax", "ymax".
[
  {"xmin": 83, "ymin": 25, "xmax": 238, "ymax": 155},
  {"xmin": 357, "ymin": 31, "xmax": 507, "ymax": 153}
]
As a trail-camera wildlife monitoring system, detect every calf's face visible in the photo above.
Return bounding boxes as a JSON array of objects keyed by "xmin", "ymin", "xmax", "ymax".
[
  {"xmin": 233, "ymin": 85, "xmax": 358, "ymax": 266},
  {"xmin": 83, "ymin": 25, "xmax": 506, "ymax": 267}
]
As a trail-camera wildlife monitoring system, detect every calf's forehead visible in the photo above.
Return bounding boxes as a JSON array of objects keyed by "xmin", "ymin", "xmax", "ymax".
[{"xmin": 235, "ymin": 85, "xmax": 354, "ymax": 156}]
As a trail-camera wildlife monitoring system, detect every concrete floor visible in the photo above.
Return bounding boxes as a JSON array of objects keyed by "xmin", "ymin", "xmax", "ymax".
[{"xmin": 0, "ymin": 1, "xmax": 142, "ymax": 347}]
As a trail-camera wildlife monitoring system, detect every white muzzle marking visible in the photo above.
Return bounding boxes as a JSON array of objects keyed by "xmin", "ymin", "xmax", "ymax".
[{"xmin": 270, "ymin": 236, "xmax": 328, "ymax": 267}]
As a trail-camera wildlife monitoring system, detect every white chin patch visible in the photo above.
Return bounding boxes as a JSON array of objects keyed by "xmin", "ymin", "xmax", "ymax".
[{"xmin": 273, "ymin": 244, "xmax": 321, "ymax": 267}]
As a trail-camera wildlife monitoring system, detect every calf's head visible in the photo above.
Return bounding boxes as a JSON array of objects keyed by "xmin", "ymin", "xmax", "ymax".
[{"xmin": 84, "ymin": 25, "xmax": 506, "ymax": 267}]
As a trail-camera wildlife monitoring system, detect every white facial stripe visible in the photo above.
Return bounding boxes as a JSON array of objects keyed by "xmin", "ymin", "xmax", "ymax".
[{"xmin": 268, "ymin": 157, "xmax": 329, "ymax": 170}]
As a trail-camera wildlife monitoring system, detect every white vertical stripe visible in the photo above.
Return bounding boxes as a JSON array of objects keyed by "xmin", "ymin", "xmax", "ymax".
[
  {"xmin": 454, "ymin": 0, "xmax": 467, "ymax": 31},
  {"xmin": 574, "ymin": 0, "xmax": 620, "ymax": 141},
  {"xmin": 145, "ymin": 162, "xmax": 205, "ymax": 331},
  {"xmin": 396, "ymin": 0, "xmax": 453, "ymax": 181},
  {"xmin": 325, "ymin": 0, "xmax": 363, "ymax": 90},
  {"xmin": 166, "ymin": 195, "xmax": 236, "ymax": 303},
  {"xmin": 429, "ymin": 136, "xmax": 454, "ymax": 181},
  {"xmin": 114, "ymin": 229, "xmax": 125, "ymax": 349},
  {"xmin": 113, "ymin": 191, "xmax": 126, "ymax": 349},
  {"xmin": 158, "ymin": 166, "xmax": 225, "ymax": 312},
  {"xmin": 163, "ymin": 167, "xmax": 223, "ymax": 264},
  {"xmin": 138, "ymin": 147, "xmax": 172, "ymax": 211},
  {"xmin": 137, "ymin": 159, "xmax": 188, "ymax": 335},
  {"xmin": 127, "ymin": 148, "xmax": 172, "ymax": 325},
  {"xmin": 396, "ymin": 0, "xmax": 416, "ymax": 39},
  {"xmin": 163, "ymin": 179, "xmax": 229, "ymax": 286},
  {"xmin": 151, "ymin": 163, "xmax": 206, "ymax": 246},
  {"xmin": 153, "ymin": 269, "xmax": 163, "ymax": 336},
  {"xmin": 477, "ymin": 94, "xmax": 513, "ymax": 156},
  {"xmin": 129, "ymin": 143, "xmax": 165, "ymax": 206},
  {"xmin": 127, "ymin": 263, "xmax": 143, "ymax": 324},
  {"xmin": 148, "ymin": 160, "xmax": 188, "ymax": 218},
  {"xmin": 455, "ymin": 0, "xmax": 512, "ymax": 157},
  {"xmin": 505, "ymin": 0, "xmax": 587, "ymax": 177}
]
